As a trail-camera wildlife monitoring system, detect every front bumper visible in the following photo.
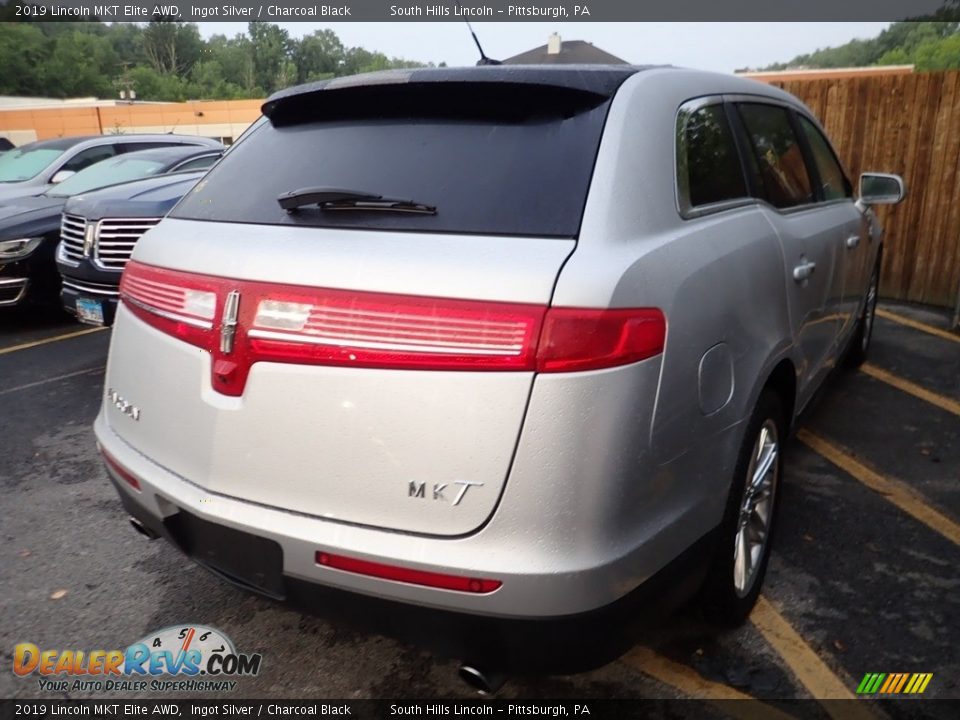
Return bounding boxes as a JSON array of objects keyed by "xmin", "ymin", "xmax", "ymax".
[
  {"xmin": 60, "ymin": 277, "xmax": 120, "ymax": 325},
  {"xmin": 0, "ymin": 276, "xmax": 29, "ymax": 306}
]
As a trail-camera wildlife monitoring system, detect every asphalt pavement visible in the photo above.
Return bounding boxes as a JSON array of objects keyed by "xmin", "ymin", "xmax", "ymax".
[{"xmin": 1, "ymin": 301, "xmax": 957, "ymax": 715}]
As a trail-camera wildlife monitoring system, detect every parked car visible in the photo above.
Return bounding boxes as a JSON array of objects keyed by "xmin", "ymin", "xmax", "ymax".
[
  {"xmin": 0, "ymin": 145, "xmax": 221, "ymax": 309},
  {"xmin": 96, "ymin": 66, "xmax": 904, "ymax": 683},
  {"xmin": 57, "ymin": 171, "xmax": 205, "ymax": 325},
  {"xmin": 0, "ymin": 134, "xmax": 221, "ymax": 203}
]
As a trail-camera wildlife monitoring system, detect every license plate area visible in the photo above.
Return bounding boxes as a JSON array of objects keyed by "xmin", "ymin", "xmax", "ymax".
[
  {"xmin": 76, "ymin": 298, "xmax": 104, "ymax": 325},
  {"xmin": 164, "ymin": 511, "xmax": 285, "ymax": 600}
]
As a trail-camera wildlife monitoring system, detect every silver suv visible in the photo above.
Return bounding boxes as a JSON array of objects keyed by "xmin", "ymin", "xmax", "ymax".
[{"xmin": 96, "ymin": 66, "xmax": 904, "ymax": 678}]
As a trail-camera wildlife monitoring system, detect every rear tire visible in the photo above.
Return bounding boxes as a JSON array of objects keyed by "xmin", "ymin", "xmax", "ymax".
[
  {"xmin": 845, "ymin": 259, "xmax": 880, "ymax": 368},
  {"xmin": 700, "ymin": 389, "xmax": 784, "ymax": 626}
]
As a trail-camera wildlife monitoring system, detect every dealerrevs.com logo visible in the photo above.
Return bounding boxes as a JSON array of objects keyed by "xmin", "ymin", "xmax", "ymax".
[{"xmin": 13, "ymin": 625, "xmax": 262, "ymax": 693}]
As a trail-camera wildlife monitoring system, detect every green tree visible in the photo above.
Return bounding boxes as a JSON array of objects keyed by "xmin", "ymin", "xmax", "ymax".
[
  {"xmin": 143, "ymin": 19, "xmax": 203, "ymax": 76},
  {"xmin": 206, "ymin": 34, "xmax": 258, "ymax": 92},
  {"xmin": 292, "ymin": 29, "xmax": 345, "ymax": 83},
  {"xmin": 0, "ymin": 24, "xmax": 47, "ymax": 95},
  {"xmin": 248, "ymin": 22, "xmax": 290, "ymax": 94},
  {"xmin": 42, "ymin": 32, "xmax": 118, "ymax": 98},
  {"xmin": 762, "ymin": 21, "xmax": 960, "ymax": 71}
]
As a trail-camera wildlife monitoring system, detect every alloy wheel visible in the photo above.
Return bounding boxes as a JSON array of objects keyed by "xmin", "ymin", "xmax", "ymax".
[
  {"xmin": 733, "ymin": 419, "xmax": 779, "ymax": 597},
  {"xmin": 862, "ymin": 268, "xmax": 879, "ymax": 353}
]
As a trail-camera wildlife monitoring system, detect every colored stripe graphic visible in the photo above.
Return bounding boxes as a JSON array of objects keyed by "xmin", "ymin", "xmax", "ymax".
[{"xmin": 856, "ymin": 672, "xmax": 932, "ymax": 694}]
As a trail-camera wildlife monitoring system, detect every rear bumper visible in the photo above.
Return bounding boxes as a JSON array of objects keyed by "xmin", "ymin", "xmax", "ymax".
[
  {"xmin": 112, "ymin": 464, "xmax": 714, "ymax": 672},
  {"xmin": 95, "ymin": 403, "xmax": 719, "ymax": 623}
]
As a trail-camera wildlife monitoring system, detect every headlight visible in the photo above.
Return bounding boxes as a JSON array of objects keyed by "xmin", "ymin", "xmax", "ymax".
[{"xmin": 0, "ymin": 237, "xmax": 42, "ymax": 260}]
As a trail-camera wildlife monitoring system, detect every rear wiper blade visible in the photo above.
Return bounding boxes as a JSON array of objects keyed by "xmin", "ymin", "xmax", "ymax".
[{"xmin": 277, "ymin": 187, "xmax": 436, "ymax": 215}]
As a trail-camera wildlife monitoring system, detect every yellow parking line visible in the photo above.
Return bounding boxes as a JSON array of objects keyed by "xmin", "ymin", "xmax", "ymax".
[
  {"xmin": 0, "ymin": 326, "xmax": 106, "ymax": 356},
  {"xmin": 875, "ymin": 308, "xmax": 960, "ymax": 343},
  {"xmin": 750, "ymin": 597, "xmax": 880, "ymax": 720},
  {"xmin": 798, "ymin": 429, "xmax": 960, "ymax": 546},
  {"xmin": 621, "ymin": 646, "xmax": 799, "ymax": 720},
  {"xmin": 861, "ymin": 364, "xmax": 960, "ymax": 417}
]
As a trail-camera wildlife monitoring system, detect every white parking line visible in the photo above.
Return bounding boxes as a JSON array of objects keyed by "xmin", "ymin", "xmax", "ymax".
[{"xmin": 0, "ymin": 366, "xmax": 104, "ymax": 397}]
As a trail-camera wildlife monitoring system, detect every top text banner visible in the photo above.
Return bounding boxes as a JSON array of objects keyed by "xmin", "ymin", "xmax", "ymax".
[{"xmin": 7, "ymin": 0, "xmax": 953, "ymax": 22}]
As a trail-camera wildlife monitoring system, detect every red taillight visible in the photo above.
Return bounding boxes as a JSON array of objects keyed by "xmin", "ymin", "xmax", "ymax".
[
  {"xmin": 120, "ymin": 263, "xmax": 217, "ymax": 349},
  {"xmin": 99, "ymin": 446, "xmax": 140, "ymax": 491},
  {"xmin": 316, "ymin": 551, "xmax": 502, "ymax": 594},
  {"xmin": 249, "ymin": 289, "xmax": 544, "ymax": 372},
  {"xmin": 120, "ymin": 261, "xmax": 666, "ymax": 396},
  {"xmin": 537, "ymin": 308, "xmax": 666, "ymax": 373}
]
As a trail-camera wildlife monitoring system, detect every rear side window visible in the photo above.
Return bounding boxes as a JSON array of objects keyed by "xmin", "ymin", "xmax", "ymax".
[
  {"xmin": 61, "ymin": 145, "xmax": 118, "ymax": 173},
  {"xmin": 798, "ymin": 116, "xmax": 852, "ymax": 201},
  {"xmin": 171, "ymin": 85, "xmax": 614, "ymax": 238},
  {"xmin": 736, "ymin": 104, "xmax": 814, "ymax": 210},
  {"xmin": 171, "ymin": 155, "xmax": 219, "ymax": 172},
  {"xmin": 676, "ymin": 103, "xmax": 747, "ymax": 211}
]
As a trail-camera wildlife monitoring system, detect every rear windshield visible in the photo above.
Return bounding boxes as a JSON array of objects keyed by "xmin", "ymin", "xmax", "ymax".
[{"xmin": 171, "ymin": 86, "xmax": 612, "ymax": 238}]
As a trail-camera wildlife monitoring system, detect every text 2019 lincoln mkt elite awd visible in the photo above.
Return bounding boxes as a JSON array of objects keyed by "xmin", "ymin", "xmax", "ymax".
[{"xmin": 96, "ymin": 66, "xmax": 904, "ymax": 687}]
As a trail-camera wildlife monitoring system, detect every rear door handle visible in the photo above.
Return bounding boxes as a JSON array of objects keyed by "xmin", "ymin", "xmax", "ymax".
[
  {"xmin": 845, "ymin": 235, "xmax": 861, "ymax": 249},
  {"xmin": 793, "ymin": 260, "xmax": 817, "ymax": 282}
]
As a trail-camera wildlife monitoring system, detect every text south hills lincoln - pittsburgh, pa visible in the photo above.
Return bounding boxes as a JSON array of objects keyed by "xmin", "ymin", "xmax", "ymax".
[{"xmin": 390, "ymin": 5, "xmax": 586, "ymax": 16}]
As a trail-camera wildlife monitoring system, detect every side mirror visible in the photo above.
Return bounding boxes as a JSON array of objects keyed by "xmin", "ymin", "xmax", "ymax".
[
  {"xmin": 859, "ymin": 173, "xmax": 905, "ymax": 206},
  {"xmin": 50, "ymin": 169, "xmax": 76, "ymax": 184}
]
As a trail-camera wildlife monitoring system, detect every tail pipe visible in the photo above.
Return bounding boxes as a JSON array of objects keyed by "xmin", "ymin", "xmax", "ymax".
[
  {"xmin": 129, "ymin": 516, "xmax": 159, "ymax": 540},
  {"xmin": 458, "ymin": 665, "xmax": 506, "ymax": 695}
]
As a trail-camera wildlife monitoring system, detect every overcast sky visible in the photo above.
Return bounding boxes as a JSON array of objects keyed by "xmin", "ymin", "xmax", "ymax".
[{"xmin": 198, "ymin": 22, "xmax": 893, "ymax": 72}]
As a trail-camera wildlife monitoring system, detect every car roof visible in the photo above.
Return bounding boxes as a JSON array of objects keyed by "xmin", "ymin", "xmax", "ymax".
[
  {"xmin": 16, "ymin": 136, "xmax": 99, "ymax": 152},
  {"xmin": 11, "ymin": 134, "xmax": 221, "ymax": 154},
  {"xmin": 263, "ymin": 64, "xmax": 658, "ymax": 120},
  {"xmin": 260, "ymin": 65, "xmax": 810, "ymax": 126}
]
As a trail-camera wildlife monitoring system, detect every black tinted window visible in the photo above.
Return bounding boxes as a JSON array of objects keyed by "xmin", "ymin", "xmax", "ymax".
[
  {"xmin": 677, "ymin": 104, "xmax": 747, "ymax": 209},
  {"xmin": 171, "ymin": 92, "xmax": 612, "ymax": 238},
  {"xmin": 171, "ymin": 155, "xmax": 218, "ymax": 172},
  {"xmin": 62, "ymin": 145, "xmax": 117, "ymax": 173},
  {"xmin": 737, "ymin": 104, "xmax": 814, "ymax": 209},
  {"xmin": 799, "ymin": 116, "xmax": 851, "ymax": 201}
]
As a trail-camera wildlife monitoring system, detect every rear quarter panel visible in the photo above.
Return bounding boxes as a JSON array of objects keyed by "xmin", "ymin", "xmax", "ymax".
[{"xmin": 552, "ymin": 69, "xmax": 798, "ymax": 541}]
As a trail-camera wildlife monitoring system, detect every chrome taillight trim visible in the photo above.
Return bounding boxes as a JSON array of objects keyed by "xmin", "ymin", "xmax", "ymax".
[
  {"xmin": 247, "ymin": 328, "xmax": 525, "ymax": 356},
  {"xmin": 121, "ymin": 295, "xmax": 214, "ymax": 330}
]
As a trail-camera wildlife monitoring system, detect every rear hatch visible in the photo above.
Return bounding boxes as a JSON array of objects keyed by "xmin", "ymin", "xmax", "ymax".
[{"xmin": 103, "ymin": 68, "xmax": 634, "ymax": 536}]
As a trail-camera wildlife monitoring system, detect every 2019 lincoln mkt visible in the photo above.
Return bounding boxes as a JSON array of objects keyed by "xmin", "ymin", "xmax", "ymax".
[{"xmin": 95, "ymin": 65, "xmax": 905, "ymax": 683}]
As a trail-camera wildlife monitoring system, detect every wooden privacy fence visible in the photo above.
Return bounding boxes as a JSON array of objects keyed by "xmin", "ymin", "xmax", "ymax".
[{"xmin": 773, "ymin": 70, "xmax": 960, "ymax": 309}]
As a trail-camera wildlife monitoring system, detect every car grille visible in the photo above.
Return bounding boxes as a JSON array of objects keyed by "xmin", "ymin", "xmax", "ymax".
[
  {"xmin": 60, "ymin": 214, "xmax": 87, "ymax": 263},
  {"xmin": 61, "ymin": 277, "xmax": 120, "ymax": 298},
  {"xmin": 94, "ymin": 218, "xmax": 162, "ymax": 270}
]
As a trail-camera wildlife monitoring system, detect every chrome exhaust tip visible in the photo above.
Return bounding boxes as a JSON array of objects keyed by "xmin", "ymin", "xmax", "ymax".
[
  {"xmin": 128, "ymin": 516, "xmax": 159, "ymax": 540},
  {"xmin": 458, "ymin": 665, "xmax": 506, "ymax": 695}
]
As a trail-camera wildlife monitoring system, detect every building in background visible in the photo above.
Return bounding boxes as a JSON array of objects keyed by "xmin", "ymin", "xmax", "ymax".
[
  {"xmin": 503, "ymin": 33, "xmax": 627, "ymax": 65},
  {"xmin": 0, "ymin": 97, "xmax": 261, "ymax": 147}
]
